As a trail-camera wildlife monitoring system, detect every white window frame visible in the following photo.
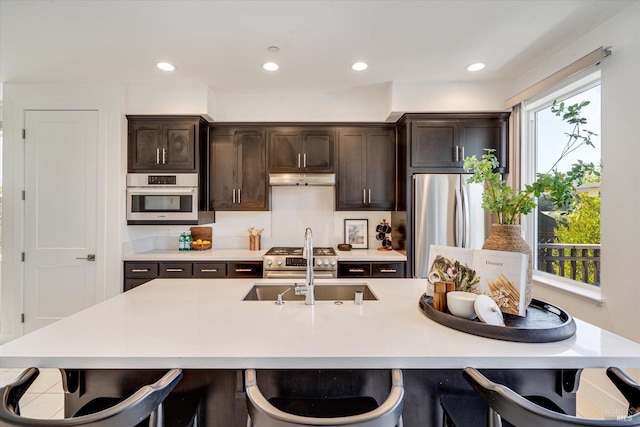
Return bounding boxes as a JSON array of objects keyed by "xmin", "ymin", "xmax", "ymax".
[{"xmin": 522, "ymin": 70, "xmax": 603, "ymax": 301}]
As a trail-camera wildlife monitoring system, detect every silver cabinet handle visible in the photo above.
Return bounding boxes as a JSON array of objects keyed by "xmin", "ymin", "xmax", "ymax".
[
  {"xmin": 232, "ymin": 189, "xmax": 236, "ymax": 203},
  {"xmin": 454, "ymin": 145, "xmax": 459, "ymax": 162},
  {"xmin": 162, "ymin": 148, "xmax": 166, "ymax": 164},
  {"xmin": 76, "ymin": 254, "xmax": 96, "ymax": 261},
  {"xmin": 303, "ymin": 153, "xmax": 307, "ymax": 168},
  {"xmin": 166, "ymin": 268, "xmax": 184, "ymax": 272},
  {"xmin": 379, "ymin": 269, "xmax": 397, "ymax": 273},
  {"xmin": 200, "ymin": 268, "xmax": 219, "ymax": 272},
  {"xmin": 298, "ymin": 153, "xmax": 301, "ymax": 169},
  {"xmin": 235, "ymin": 268, "xmax": 252, "ymax": 272},
  {"xmin": 363, "ymin": 189, "xmax": 366, "ymax": 204},
  {"xmin": 131, "ymin": 268, "xmax": 149, "ymax": 273},
  {"xmin": 460, "ymin": 146, "xmax": 464, "ymax": 161},
  {"xmin": 238, "ymin": 188, "xmax": 241, "ymax": 203},
  {"xmin": 368, "ymin": 189, "xmax": 371, "ymax": 204},
  {"xmin": 349, "ymin": 268, "xmax": 365, "ymax": 273},
  {"xmin": 156, "ymin": 148, "xmax": 160, "ymax": 164}
]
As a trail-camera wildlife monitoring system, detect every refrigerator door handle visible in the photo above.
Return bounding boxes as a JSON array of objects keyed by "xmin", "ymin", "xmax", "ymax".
[
  {"xmin": 460, "ymin": 179, "xmax": 471, "ymax": 248},
  {"xmin": 455, "ymin": 179, "xmax": 464, "ymax": 248}
]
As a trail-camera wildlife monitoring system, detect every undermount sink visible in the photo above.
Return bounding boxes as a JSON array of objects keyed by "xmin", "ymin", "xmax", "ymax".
[{"xmin": 242, "ymin": 282, "xmax": 378, "ymax": 302}]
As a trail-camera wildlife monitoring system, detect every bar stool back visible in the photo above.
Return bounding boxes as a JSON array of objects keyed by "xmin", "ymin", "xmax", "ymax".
[
  {"xmin": 0, "ymin": 367, "xmax": 182, "ymax": 427},
  {"xmin": 462, "ymin": 367, "xmax": 640, "ymax": 427},
  {"xmin": 245, "ymin": 368, "xmax": 404, "ymax": 427}
]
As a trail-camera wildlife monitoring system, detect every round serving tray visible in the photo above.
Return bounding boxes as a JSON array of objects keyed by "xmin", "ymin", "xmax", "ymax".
[{"xmin": 418, "ymin": 294, "xmax": 576, "ymax": 343}]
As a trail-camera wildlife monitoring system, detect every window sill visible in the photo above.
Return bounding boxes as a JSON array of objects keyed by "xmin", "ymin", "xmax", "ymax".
[{"xmin": 533, "ymin": 272, "xmax": 604, "ymax": 305}]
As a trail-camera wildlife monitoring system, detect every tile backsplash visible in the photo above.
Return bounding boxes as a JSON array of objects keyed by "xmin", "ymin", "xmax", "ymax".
[{"xmin": 124, "ymin": 186, "xmax": 392, "ymax": 252}]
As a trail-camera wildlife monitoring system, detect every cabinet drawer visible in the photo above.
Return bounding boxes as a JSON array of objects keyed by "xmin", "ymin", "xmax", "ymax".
[
  {"xmin": 228, "ymin": 262, "xmax": 263, "ymax": 278},
  {"xmin": 125, "ymin": 262, "xmax": 159, "ymax": 278},
  {"xmin": 193, "ymin": 262, "xmax": 227, "ymax": 278},
  {"xmin": 338, "ymin": 263, "xmax": 371, "ymax": 278},
  {"xmin": 372, "ymin": 262, "xmax": 405, "ymax": 278},
  {"xmin": 159, "ymin": 262, "xmax": 193, "ymax": 277}
]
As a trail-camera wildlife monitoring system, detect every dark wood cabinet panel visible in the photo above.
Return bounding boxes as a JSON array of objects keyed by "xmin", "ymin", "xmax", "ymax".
[
  {"xmin": 227, "ymin": 262, "xmax": 263, "ymax": 278},
  {"xmin": 123, "ymin": 260, "xmax": 261, "ymax": 291},
  {"xmin": 337, "ymin": 126, "xmax": 395, "ymax": 210},
  {"xmin": 269, "ymin": 128, "xmax": 335, "ymax": 173},
  {"xmin": 127, "ymin": 117, "xmax": 200, "ymax": 172},
  {"xmin": 408, "ymin": 114, "xmax": 508, "ymax": 171},
  {"xmin": 210, "ymin": 128, "xmax": 268, "ymax": 211},
  {"xmin": 338, "ymin": 261, "xmax": 406, "ymax": 278}
]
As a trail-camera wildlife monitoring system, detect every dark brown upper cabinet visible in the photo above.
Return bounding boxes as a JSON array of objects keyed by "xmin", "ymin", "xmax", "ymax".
[
  {"xmin": 128, "ymin": 116, "xmax": 206, "ymax": 172},
  {"xmin": 268, "ymin": 128, "xmax": 335, "ymax": 173},
  {"xmin": 336, "ymin": 126, "xmax": 395, "ymax": 211},
  {"xmin": 209, "ymin": 127, "xmax": 268, "ymax": 211},
  {"xmin": 408, "ymin": 114, "xmax": 509, "ymax": 172}
]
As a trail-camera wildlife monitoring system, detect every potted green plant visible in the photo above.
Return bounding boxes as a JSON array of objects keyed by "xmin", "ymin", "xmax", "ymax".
[{"xmin": 463, "ymin": 100, "xmax": 598, "ymax": 306}]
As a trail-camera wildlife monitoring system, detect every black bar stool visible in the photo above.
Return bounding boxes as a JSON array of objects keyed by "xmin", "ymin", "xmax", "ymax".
[
  {"xmin": 451, "ymin": 366, "xmax": 640, "ymax": 427},
  {"xmin": 0, "ymin": 367, "xmax": 182, "ymax": 427},
  {"xmin": 245, "ymin": 368, "xmax": 404, "ymax": 427}
]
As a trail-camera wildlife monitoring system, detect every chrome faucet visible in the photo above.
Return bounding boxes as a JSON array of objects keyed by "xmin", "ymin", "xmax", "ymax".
[{"xmin": 298, "ymin": 227, "xmax": 315, "ymax": 305}]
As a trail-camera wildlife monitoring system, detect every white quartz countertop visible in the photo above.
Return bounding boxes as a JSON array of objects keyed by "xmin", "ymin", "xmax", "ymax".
[
  {"xmin": 2, "ymin": 278, "xmax": 639, "ymax": 370},
  {"xmin": 123, "ymin": 248, "xmax": 407, "ymax": 262}
]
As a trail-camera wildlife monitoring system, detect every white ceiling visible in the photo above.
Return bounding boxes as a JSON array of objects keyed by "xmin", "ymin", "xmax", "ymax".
[{"xmin": 0, "ymin": 0, "xmax": 635, "ymax": 96}]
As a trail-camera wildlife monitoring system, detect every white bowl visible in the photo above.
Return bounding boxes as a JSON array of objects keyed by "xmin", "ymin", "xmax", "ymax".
[{"xmin": 447, "ymin": 291, "xmax": 478, "ymax": 319}]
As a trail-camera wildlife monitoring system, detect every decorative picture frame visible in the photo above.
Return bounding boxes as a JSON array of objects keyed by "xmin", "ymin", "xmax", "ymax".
[{"xmin": 344, "ymin": 219, "xmax": 368, "ymax": 249}]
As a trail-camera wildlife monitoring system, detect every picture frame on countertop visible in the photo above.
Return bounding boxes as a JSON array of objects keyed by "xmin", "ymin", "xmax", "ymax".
[{"xmin": 344, "ymin": 219, "xmax": 368, "ymax": 249}]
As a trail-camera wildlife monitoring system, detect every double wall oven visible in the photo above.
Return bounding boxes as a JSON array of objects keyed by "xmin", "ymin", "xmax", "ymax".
[{"xmin": 263, "ymin": 247, "xmax": 338, "ymax": 279}]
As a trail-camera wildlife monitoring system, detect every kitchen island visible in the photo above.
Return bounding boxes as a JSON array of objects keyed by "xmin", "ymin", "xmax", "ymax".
[{"xmin": 2, "ymin": 278, "xmax": 639, "ymax": 425}]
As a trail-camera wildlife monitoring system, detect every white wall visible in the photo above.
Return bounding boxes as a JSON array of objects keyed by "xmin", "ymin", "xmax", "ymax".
[{"xmin": 509, "ymin": 1, "xmax": 640, "ymax": 343}]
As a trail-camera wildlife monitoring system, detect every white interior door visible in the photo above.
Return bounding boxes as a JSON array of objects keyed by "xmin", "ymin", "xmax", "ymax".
[{"xmin": 23, "ymin": 110, "xmax": 99, "ymax": 333}]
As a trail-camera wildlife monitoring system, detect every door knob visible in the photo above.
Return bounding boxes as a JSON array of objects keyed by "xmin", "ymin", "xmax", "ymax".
[{"xmin": 76, "ymin": 254, "xmax": 96, "ymax": 261}]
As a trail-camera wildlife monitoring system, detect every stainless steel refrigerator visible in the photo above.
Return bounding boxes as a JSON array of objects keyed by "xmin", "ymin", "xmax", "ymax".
[{"xmin": 413, "ymin": 174, "xmax": 491, "ymax": 278}]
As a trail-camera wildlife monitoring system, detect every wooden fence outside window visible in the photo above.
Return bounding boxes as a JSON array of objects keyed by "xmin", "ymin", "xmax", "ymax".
[{"xmin": 537, "ymin": 243, "xmax": 601, "ymax": 286}]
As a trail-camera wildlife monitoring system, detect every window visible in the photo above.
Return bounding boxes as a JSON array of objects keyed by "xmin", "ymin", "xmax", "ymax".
[{"xmin": 524, "ymin": 72, "xmax": 601, "ymax": 287}]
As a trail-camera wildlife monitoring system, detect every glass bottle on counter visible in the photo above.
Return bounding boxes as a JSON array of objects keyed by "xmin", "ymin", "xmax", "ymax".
[
  {"xmin": 178, "ymin": 232, "xmax": 186, "ymax": 251},
  {"xmin": 184, "ymin": 231, "xmax": 193, "ymax": 251}
]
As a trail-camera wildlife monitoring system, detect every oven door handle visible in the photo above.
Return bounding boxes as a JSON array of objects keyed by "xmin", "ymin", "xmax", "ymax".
[
  {"xmin": 127, "ymin": 188, "xmax": 196, "ymax": 195},
  {"xmin": 263, "ymin": 271, "xmax": 336, "ymax": 280}
]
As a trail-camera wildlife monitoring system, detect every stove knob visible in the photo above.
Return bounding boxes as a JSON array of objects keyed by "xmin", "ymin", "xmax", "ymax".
[
  {"xmin": 277, "ymin": 259, "xmax": 283, "ymax": 266},
  {"xmin": 266, "ymin": 259, "xmax": 273, "ymax": 266},
  {"xmin": 316, "ymin": 259, "xmax": 323, "ymax": 266},
  {"xmin": 323, "ymin": 259, "xmax": 329, "ymax": 266},
  {"xmin": 330, "ymin": 259, "xmax": 337, "ymax": 266}
]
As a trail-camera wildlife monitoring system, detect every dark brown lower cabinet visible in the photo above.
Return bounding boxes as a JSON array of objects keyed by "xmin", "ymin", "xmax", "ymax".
[
  {"xmin": 338, "ymin": 261, "xmax": 406, "ymax": 278},
  {"xmin": 124, "ymin": 260, "xmax": 263, "ymax": 291}
]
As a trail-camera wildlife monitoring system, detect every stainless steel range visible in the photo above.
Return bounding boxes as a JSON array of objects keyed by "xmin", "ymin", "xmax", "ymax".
[{"xmin": 263, "ymin": 247, "xmax": 338, "ymax": 279}]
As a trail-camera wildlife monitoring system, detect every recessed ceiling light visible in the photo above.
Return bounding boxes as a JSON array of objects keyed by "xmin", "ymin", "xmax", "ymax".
[
  {"xmin": 351, "ymin": 62, "xmax": 368, "ymax": 71},
  {"xmin": 263, "ymin": 62, "xmax": 279, "ymax": 71},
  {"xmin": 466, "ymin": 62, "xmax": 486, "ymax": 72},
  {"xmin": 156, "ymin": 62, "xmax": 175, "ymax": 71}
]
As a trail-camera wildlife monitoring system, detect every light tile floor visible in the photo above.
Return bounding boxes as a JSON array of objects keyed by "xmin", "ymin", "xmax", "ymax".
[{"xmin": 0, "ymin": 367, "xmax": 64, "ymax": 419}]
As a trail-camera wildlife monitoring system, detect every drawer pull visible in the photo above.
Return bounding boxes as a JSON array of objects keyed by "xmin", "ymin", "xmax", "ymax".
[
  {"xmin": 200, "ymin": 268, "xmax": 219, "ymax": 272},
  {"xmin": 235, "ymin": 268, "xmax": 253, "ymax": 272},
  {"xmin": 379, "ymin": 269, "xmax": 397, "ymax": 273},
  {"xmin": 166, "ymin": 268, "xmax": 184, "ymax": 272},
  {"xmin": 131, "ymin": 269, "xmax": 150, "ymax": 273},
  {"xmin": 349, "ymin": 268, "xmax": 365, "ymax": 273}
]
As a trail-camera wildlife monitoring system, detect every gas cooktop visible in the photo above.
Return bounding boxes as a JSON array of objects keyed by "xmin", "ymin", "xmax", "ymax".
[{"xmin": 264, "ymin": 247, "xmax": 337, "ymax": 257}]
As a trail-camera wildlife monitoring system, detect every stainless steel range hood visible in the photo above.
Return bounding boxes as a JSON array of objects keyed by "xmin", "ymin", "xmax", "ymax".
[{"xmin": 269, "ymin": 173, "xmax": 335, "ymax": 186}]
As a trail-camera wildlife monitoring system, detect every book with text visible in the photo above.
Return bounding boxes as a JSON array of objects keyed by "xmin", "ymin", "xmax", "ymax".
[{"xmin": 426, "ymin": 245, "xmax": 528, "ymax": 316}]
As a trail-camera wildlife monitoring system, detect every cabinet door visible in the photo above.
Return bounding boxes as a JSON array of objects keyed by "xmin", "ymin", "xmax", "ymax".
[
  {"xmin": 365, "ymin": 128, "xmax": 395, "ymax": 210},
  {"xmin": 269, "ymin": 128, "xmax": 301, "ymax": 172},
  {"xmin": 410, "ymin": 121, "xmax": 458, "ymax": 168},
  {"xmin": 193, "ymin": 262, "xmax": 227, "ymax": 278},
  {"xmin": 228, "ymin": 262, "xmax": 263, "ymax": 278},
  {"xmin": 460, "ymin": 119, "xmax": 507, "ymax": 169},
  {"xmin": 162, "ymin": 122, "xmax": 196, "ymax": 170},
  {"xmin": 301, "ymin": 129, "xmax": 335, "ymax": 172},
  {"xmin": 336, "ymin": 128, "xmax": 366, "ymax": 210},
  {"xmin": 159, "ymin": 262, "xmax": 193, "ymax": 277},
  {"xmin": 210, "ymin": 128, "xmax": 236, "ymax": 210},
  {"xmin": 338, "ymin": 263, "xmax": 371, "ymax": 278},
  {"xmin": 372, "ymin": 262, "xmax": 405, "ymax": 278},
  {"xmin": 237, "ymin": 130, "xmax": 268, "ymax": 210},
  {"xmin": 129, "ymin": 120, "xmax": 163, "ymax": 171}
]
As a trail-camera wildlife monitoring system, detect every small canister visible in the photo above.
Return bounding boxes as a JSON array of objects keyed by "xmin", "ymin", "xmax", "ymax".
[
  {"xmin": 249, "ymin": 235, "xmax": 261, "ymax": 251},
  {"xmin": 433, "ymin": 282, "xmax": 448, "ymax": 312}
]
